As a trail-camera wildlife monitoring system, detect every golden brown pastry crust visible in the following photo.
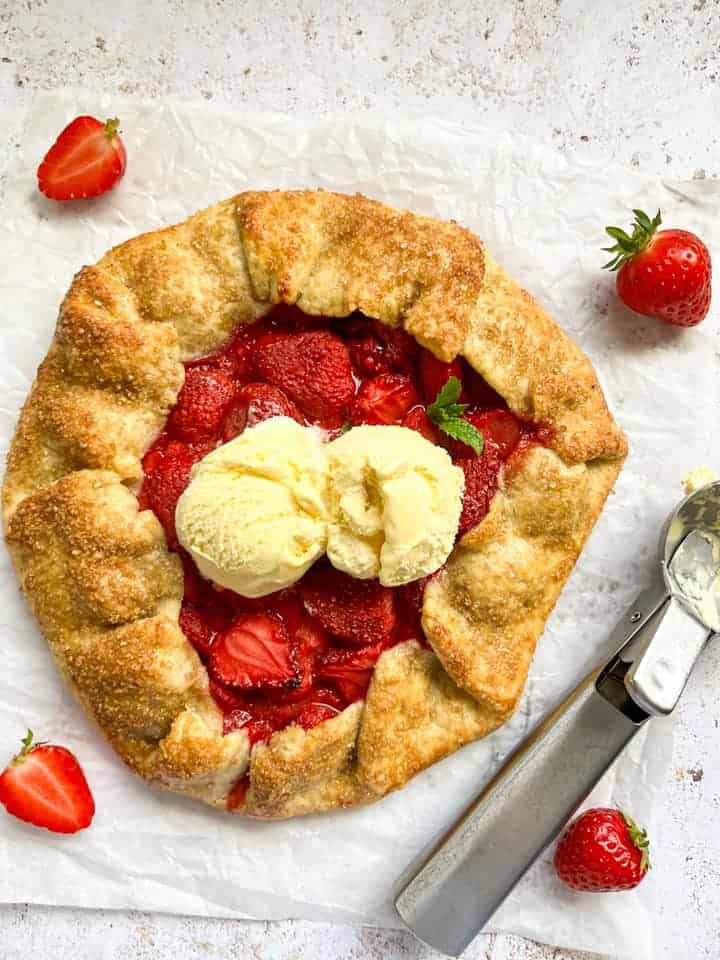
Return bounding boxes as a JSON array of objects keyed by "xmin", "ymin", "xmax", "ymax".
[{"xmin": 3, "ymin": 190, "xmax": 626, "ymax": 818}]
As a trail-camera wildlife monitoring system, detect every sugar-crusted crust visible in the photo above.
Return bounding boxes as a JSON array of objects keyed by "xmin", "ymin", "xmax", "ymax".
[{"xmin": 3, "ymin": 191, "xmax": 626, "ymax": 818}]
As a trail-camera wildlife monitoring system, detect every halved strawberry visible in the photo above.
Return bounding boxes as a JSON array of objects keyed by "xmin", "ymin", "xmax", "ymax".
[
  {"xmin": 418, "ymin": 350, "xmax": 465, "ymax": 403},
  {"xmin": 209, "ymin": 613, "xmax": 297, "ymax": 690},
  {"xmin": 252, "ymin": 330, "xmax": 355, "ymax": 427},
  {"xmin": 351, "ymin": 374, "xmax": 420, "ymax": 426},
  {"xmin": 222, "ymin": 382, "xmax": 304, "ymax": 442},
  {"xmin": 138, "ymin": 441, "xmax": 200, "ymax": 546},
  {"xmin": 167, "ymin": 365, "xmax": 237, "ymax": 444},
  {"xmin": 444, "ymin": 409, "xmax": 521, "ymax": 460},
  {"xmin": 401, "ymin": 406, "xmax": 441, "ymax": 444},
  {"xmin": 300, "ymin": 566, "xmax": 396, "ymax": 645},
  {"xmin": 456, "ymin": 452, "xmax": 503, "ymax": 538},
  {"xmin": 0, "ymin": 731, "xmax": 95, "ymax": 834},
  {"xmin": 179, "ymin": 602, "xmax": 215, "ymax": 658},
  {"xmin": 37, "ymin": 116, "xmax": 127, "ymax": 201}
]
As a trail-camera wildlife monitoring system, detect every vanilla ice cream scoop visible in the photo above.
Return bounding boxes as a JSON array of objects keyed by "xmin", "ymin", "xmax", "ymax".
[
  {"xmin": 325, "ymin": 425, "xmax": 464, "ymax": 587},
  {"xmin": 175, "ymin": 417, "xmax": 329, "ymax": 598}
]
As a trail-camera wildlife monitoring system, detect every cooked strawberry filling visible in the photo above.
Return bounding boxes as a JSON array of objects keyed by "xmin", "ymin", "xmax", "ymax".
[{"xmin": 138, "ymin": 306, "xmax": 546, "ymax": 744}]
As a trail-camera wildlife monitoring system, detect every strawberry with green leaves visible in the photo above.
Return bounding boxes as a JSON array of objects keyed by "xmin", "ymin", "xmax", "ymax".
[
  {"xmin": 554, "ymin": 807, "xmax": 650, "ymax": 892},
  {"xmin": 603, "ymin": 208, "xmax": 711, "ymax": 327}
]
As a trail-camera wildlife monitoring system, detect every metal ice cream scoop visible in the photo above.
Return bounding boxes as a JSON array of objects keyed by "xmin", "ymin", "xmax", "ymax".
[{"xmin": 395, "ymin": 481, "xmax": 720, "ymax": 957}]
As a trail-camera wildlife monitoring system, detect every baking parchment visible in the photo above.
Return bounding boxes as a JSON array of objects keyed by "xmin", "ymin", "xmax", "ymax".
[{"xmin": 1, "ymin": 92, "xmax": 718, "ymax": 959}]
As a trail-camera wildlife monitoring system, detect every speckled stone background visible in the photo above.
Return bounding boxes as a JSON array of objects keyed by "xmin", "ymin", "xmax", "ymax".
[{"xmin": 0, "ymin": 2, "xmax": 719, "ymax": 959}]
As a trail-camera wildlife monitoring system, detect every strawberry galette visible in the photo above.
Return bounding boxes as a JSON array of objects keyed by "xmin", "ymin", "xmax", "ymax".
[{"xmin": 3, "ymin": 191, "xmax": 626, "ymax": 818}]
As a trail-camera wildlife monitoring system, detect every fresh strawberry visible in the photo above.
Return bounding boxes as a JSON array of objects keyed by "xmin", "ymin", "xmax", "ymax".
[
  {"xmin": 179, "ymin": 602, "xmax": 214, "ymax": 658},
  {"xmin": 554, "ymin": 807, "xmax": 651, "ymax": 892},
  {"xmin": 138, "ymin": 441, "xmax": 199, "ymax": 546},
  {"xmin": 295, "ymin": 703, "xmax": 339, "ymax": 730},
  {"xmin": 316, "ymin": 642, "xmax": 385, "ymax": 703},
  {"xmin": 37, "ymin": 116, "xmax": 127, "ymax": 201},
  {"xmin": 604, "ymin": 209, "xmax": 712, "ymax": 327},
  {"xmin": 253, "ymin": 330, "xmax": 355, "ymax": 426},
  {"xmin": 456, "ymin": 452, "xmax": 503, "ymax": 538},
  {"xmin": 445, "ymin": 409, "xmax": 521, "ymax": 460},
  {"xmin": 222, "ymin": 382, "xmax": 304, "ymax": 442},
  {"xmin": 209, "ymin": 613, "xmax": 297, "ymax": 690},
  {"xmin": 300, "ymin": 566, "xmax": 396, "ymax": 645},
  {"xmin": 168, "ymin": 365, "xmax": 237, "ymax": 444},
  {"xmin": 351, "ymin": 374, "xmax": 420, "ymax": 425},
  {"xmin": 418, "ymin": 350, "xmax": 465, "ymax": 403},
  {"xmin": 401, "ymin": 406, "xmax": 441, "ymax": 444},
  {"xmin": 0, "ymin": 731, "xmax": 95, "ymax": 834},
  {"xmin": 227, "ymin": 774, "xmax": 250, "ymax": 810}
]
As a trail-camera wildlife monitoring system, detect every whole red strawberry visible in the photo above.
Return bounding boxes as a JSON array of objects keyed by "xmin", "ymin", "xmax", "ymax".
[
  {"xmin": 0, "ymin": 730, "xmax": 95, "ymax": 834},
  {"xmin": 38, "ymin": 116, "xmax": 127, "ymax": 201},
  {"xmin": 554, "ymin": 807, "xmax": 650, "ymax": 892},
  {"xmin": 603, "ymin": 209, "xmax": 711, "ymax": 327}
]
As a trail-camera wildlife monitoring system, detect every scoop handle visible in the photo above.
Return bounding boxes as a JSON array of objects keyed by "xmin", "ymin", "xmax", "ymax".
[
  {"xmin": 394, "ymin": 667, "xmax": 646, "ymax": 957},
  {"xmin": 624, "ymin": 595, "xmax": 712, "ymax": 715}
]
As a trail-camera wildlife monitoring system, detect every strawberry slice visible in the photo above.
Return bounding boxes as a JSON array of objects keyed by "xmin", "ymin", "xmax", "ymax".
[
  {"xmin": 252, "ymin": 330, "xmax": 355, "ymax": 427},
  {"xmin": 179, "ymin": 602, "xmax": 215, "ymax": 658},
  {"xmin": 222, "ymin": 382, "xmax": 304, "ymax": 442},
  {"xmin": 300, "ymin": 566, "xmax": 396, "ymax": 645},
  {"xmin": 316, "ymin": 642, "xmax": 386, "ymax": 704},
  {"xmin": 351, "ymin": 374, "xmax": 420, "ymax": 426},
  {"xmin": 168, "ymin": 365, "xmax": 237, "ymax": 444},
  {"xmin": 0, "ymin": 731, "xmax": 95, "ymax": 834},
  {"xmin": 444, "ymin": 409, "xmax": 521, "ymax": 460},
  {"xmin": 418, "ymin": 351, "xmax": 465, "ymax": 404},
  {"xmin": 210, "ymin": 678, "xmax": 248, "ymax": 713},
  {"xmin": 37, "ymin": 116, "xmax": 127, "ymax": 201},
  {"xmin": 209, "ymin": 613, "xmax": 297, "ymax": 690},
  {"xmin": 269, "ymin": 592, "xmax": 329, "ymax": 656},
  {"xmin": 401, "ymin": 406, "xmax": 441, "ymax": 444},
  {"xmin": 295, "ymin": 703, "xmax": 340, "ymax": 730},
  {"xmin": 138, "ymin": 440, "xmax": 200, "ymax": 546},
  {"xmin": 456, "ymin": 452, "xmax": 503, "ymax": 538}
]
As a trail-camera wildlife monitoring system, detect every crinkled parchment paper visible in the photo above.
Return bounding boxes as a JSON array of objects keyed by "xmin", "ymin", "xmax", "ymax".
[{"xmin": 1, "ymin": 92, "xmax": 718, "ymax": 959}]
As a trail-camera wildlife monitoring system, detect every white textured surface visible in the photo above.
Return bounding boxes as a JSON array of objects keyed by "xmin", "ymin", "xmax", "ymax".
[{"xmin": 0, "ymin": 2, "xmax": 719, "ymax": 960}]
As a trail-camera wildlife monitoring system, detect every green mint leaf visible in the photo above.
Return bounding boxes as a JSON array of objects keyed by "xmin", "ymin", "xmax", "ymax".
[
  {"xmin": 438, "ymin": 417, "xmax": 485, "ymax": 455},
  {"xmin": 427, "ymin": 376, "xmax": 468, "ymax": 424}
]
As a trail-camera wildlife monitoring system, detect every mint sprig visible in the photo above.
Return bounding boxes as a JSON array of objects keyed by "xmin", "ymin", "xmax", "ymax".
[{"xmin": 427, "ymin": 377, "xmax": 484, "ymax": 455}]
